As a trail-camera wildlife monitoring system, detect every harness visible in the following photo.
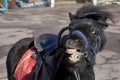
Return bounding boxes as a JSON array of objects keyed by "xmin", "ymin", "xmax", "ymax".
[
  {"xmin": 56, "ymin": 27, "xmax": 101, "ymax": 66},
  {"xmin": 27, "ymin": 12, "xmax": 107, "ymax": 80},
  {"xmin": 32, "ymin": 12, "xmax": 106, "ymax": 80},
  {"xmin": 55, "ymin": 17, "xmax": 103, "ymax": 80}
]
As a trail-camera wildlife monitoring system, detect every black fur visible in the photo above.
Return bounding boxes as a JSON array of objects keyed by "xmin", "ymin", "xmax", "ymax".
[
  {"xmin": 6, "ymin": 4, "xmax": 112, "ymax": 80},
  {"xmin": 6, "ymin": 37, "xmax": 34, "ymax": 80}
]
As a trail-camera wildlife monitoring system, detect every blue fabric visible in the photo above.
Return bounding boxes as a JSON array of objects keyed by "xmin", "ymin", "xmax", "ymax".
[
  {"xmin": 38, "ymin": 34, "xmax": 57, "ymax": 53},
  {"xmin": 43, "ymin": 40, "xmax": 56, "ymax": 53}
]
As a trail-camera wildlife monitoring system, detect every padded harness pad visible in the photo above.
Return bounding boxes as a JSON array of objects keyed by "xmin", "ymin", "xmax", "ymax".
[
  {"xmin": 14, "ymin": 47, "xmax": 36, "ymax": 80},
  {"xmin": 34, "ymin": 34, "xmax": 57, "ymax": 52},
  {"xmin": 14, "ymin": 34, "xmax": 57, "ymax": 80}
]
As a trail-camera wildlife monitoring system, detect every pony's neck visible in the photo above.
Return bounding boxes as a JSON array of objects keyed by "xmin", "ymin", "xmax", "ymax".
[{"xmin": 69, "ymin": 68, "xmax": 81, "ymax": 80}]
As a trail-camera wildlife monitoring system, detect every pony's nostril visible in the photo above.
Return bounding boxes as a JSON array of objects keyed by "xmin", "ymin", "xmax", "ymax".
[
  {"xmin": 77, "ymin": 49, "xmax": 81, "ymax": 52},
  {"xmin": 76, "ymin": 56, "xmax": 79, "ymax": 59}
]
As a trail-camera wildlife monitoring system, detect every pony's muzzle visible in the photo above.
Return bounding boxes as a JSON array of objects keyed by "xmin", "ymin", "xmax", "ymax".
[
  {"xmin": 64, "ymin": 30, "xmax": 89, "ymax": 63},
  {"xmin": 66, "ymin": 49, "xmax": 83, "ymax": 63}
]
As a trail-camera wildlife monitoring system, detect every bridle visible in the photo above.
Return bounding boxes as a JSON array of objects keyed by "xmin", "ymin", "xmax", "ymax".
[
  {"xmin": 56, "ymin": 12, "xmax": 107, "ymax": 65},
  {"xmin": 57, "ymin": 28, "xmax": 101, "ymax": 65},
  {"xmin": 55, "ymin": 26, "xmax": 101, "ymax": 80}
]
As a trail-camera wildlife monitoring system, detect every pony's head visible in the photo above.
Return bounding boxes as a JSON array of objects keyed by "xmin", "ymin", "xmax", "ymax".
[{"xmin": 57, "ymin": 4, "xmax": 113, "ymax": 67}]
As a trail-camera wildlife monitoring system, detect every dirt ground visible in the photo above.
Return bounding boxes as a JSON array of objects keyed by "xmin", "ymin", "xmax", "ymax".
[{"xmin": 0, "ymin": 3, "xmax": 120, "ymax": 80}]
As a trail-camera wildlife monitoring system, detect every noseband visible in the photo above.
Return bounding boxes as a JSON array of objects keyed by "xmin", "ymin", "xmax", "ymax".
[{"xmin": 71, "ymin": 31, "xmax": 101, "ymax": 63}]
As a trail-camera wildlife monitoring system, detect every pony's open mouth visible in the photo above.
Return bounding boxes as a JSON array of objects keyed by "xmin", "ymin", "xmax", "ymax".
[{"xmin": 66, "ymin": 49, "xmax": 83, "ymax": 63}]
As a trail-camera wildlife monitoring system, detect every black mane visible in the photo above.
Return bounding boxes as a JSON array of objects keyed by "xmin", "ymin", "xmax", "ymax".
[{"xmin": 76, "ymin": 4, "xmax": 113, "ymax": 23}]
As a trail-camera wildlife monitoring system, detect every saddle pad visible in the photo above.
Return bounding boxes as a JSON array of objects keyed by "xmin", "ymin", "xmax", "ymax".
[{"xmin": 14, "ymin": 47, "xmax": 36, "ymax": 80}]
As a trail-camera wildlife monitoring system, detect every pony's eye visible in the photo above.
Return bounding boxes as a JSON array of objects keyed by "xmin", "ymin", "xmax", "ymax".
[{"xmin": 92, "ymin": 30, "xmax": 96, "ymax": 34}]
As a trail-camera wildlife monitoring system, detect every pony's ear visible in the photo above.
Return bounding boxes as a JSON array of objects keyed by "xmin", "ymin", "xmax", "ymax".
[
  {"xmin": 69, "ymin": 12, "xmax": 76, "ymax": 21},
  {"xmin": 97, "ymin": 21, "xmax": 108, "ymax": 30},
  {"xmin": 101, "ymin": 25, "xmax": 108, "ymax": 30}
]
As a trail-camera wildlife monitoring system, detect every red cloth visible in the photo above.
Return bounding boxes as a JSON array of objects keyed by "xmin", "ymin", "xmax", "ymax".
[{"xmin": 14, "ymin": 47, "xmax": 36, "ymax": 80}]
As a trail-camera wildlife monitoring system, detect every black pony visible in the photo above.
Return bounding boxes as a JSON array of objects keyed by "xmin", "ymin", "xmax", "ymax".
[{"xmin": 6, "ymin": 4, "xmax": 113, "ymax": 80}]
